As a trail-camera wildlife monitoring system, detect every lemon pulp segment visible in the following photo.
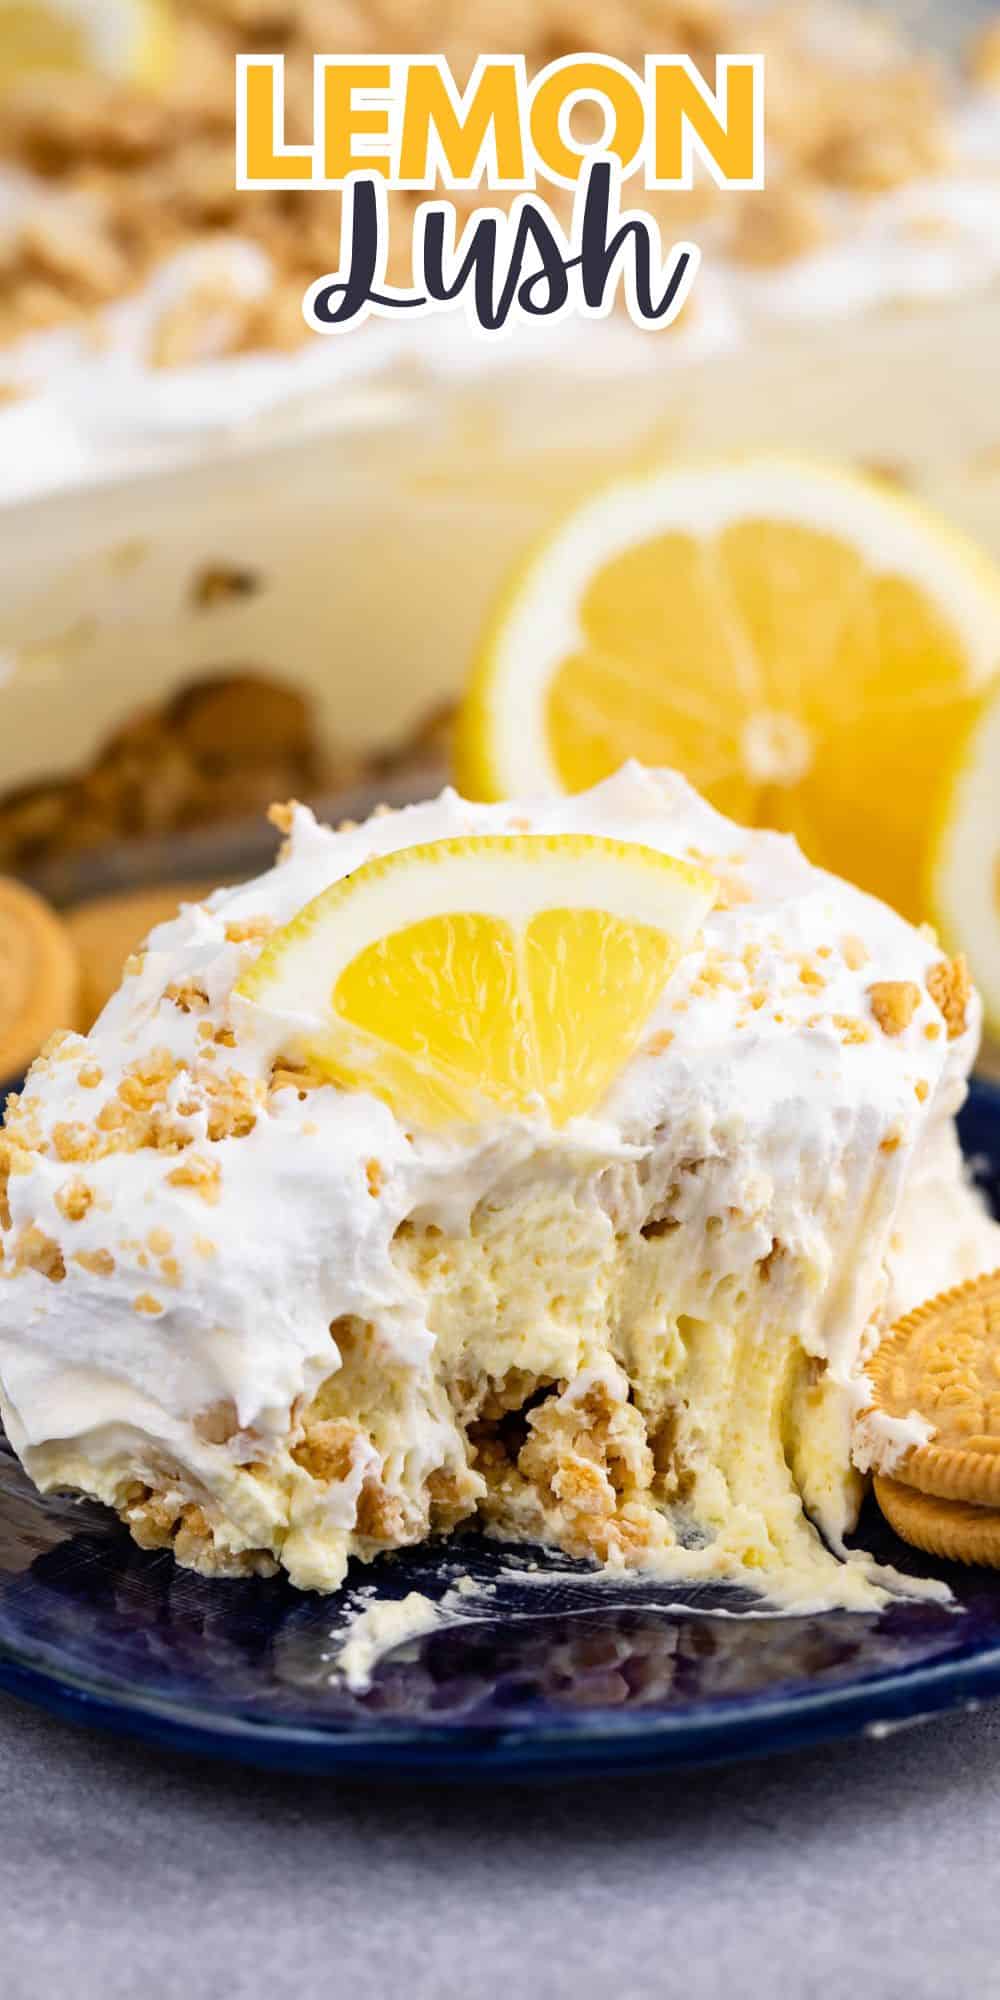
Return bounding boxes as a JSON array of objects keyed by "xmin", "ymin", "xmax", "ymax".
[{"xmin": 237, "ymin": 833, "xmax": 717, "ymax": 1128}]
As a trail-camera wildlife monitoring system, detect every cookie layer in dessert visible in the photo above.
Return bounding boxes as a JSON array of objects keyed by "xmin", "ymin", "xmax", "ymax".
[{"xmin": 0, "ymin": 766, "xmax": 996, "ymax": 1607}]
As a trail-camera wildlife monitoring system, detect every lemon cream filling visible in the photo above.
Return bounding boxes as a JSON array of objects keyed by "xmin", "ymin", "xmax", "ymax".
[{"xmin": 0, "ymin": 765, "xmax": 996, "ymax": 1607}]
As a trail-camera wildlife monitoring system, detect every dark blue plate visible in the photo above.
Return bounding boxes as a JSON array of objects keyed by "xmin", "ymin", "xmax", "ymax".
[{"xmin": 0, "ymin": 1078, "xmax": 998, "ymax": 1781}]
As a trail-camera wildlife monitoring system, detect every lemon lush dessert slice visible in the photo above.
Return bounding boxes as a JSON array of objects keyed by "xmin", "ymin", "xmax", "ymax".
[{"xmin": 0, "ymin": 768, "xmax": 997, "ymax": 1607}]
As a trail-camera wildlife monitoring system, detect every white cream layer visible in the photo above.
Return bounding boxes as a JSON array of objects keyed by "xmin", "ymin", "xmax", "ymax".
[
  {"xmin": 1, "ymin": 89, "xmax": 999, "ymax": 504},
  {"xmin": 0, "ymin": 765, "xmax": 996, "ymax": 1563}
]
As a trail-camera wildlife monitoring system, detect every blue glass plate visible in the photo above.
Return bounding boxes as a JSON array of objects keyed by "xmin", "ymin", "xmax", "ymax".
[{"xmin": 0, "ymin": 1078, "xmax": 998, "ymax": 1781}]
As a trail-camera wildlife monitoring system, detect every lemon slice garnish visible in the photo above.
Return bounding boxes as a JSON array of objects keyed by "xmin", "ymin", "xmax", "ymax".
[
  {"xmin": 237, "ymin": 834, "xmax": 716, "ymax": 1128},
  {"xmin": 928, "ymin": 673, "xmax": 1000, "ymax": 1041},
  {"xmin": 456, "ymin": 456, "xmax": 1000, "ymax": 921},
  {"xmin": 0, "ymin": 0, "xmax": 174, "ymax": 88}
]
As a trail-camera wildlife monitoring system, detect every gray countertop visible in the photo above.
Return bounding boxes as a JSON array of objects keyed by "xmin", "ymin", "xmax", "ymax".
[{"xmin": 1, "ymin": 1689, "xmax": 998, "ymax": 2000}]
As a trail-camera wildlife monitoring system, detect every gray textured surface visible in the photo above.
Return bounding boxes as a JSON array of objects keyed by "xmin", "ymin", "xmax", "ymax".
[{"xmin": 1, "ymin": 1692, "xmax": 998, "ymax": 2000}]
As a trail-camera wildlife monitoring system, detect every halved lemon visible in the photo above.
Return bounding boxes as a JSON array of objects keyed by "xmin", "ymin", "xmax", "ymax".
[
  {"xmin": 236, "ymin": 834, "xmax": 716, "ymax": 1128},
  {"xmin": 457, "ymin": 457, "xmax": 1000, "ymax": 921},
  {"xmin": 928, "ymin": 673, "xmax": 1000, "ymax": 1040},
  {"xmin": 0, "ymin": 0, "xmax": 173, "ymax": 88}
]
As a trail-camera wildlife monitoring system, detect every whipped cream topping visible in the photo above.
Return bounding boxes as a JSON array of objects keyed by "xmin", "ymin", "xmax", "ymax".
[
  {"xmin": 0, "ymin": 765, "xmax": 996, "ymax": 1522},
  {"xmin": 1, "ymin": 89, "xmax": 999, "ymax": 505}
]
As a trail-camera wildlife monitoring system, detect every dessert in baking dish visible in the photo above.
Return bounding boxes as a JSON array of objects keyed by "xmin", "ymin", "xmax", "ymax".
[
  {"xmin": 0, "ymin": 766, "xmax": 995, "ymax": 1607},
  {"xmin": 1, "ymin": 3, "xmax": 1000, "ymax": 809}
]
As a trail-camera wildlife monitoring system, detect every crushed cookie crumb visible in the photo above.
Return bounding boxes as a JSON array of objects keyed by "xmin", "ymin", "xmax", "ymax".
[
  {"xmin": 868, "ymin": 980, "xmax": 921, "ymax": 1036},
  {"xmin": 166, "ymin": 1155, "xmax": 221, "ymax": 1204},
  {"xmin": 267, "ymin": 801, "xmax": 297, "ymax": 835},
  {"xmin": 147, "ymin": 1227, "xmax": 172, "ymax": 1256},
  {"xmin": 927, "ymin": 955, "xmax": 971, "ymax": 1040},
  {"xmin": 77, "ymin": 1063, "xmax": 103, "ymax": 1089},
  {"xmin": 165, "ymin": 979, "xmax": 209, "ymax": 1013},
  {"xmin": 194, "ymin": 1235, "xmax": 217, "ymax": 1259},
  {"xmin": 56, "ymin": 1180, "xmax": 93, "ymax": 1223},
  {"xmin": 365, "ymin": 1159, "xmax": 384, "ymax": 1198},
  {"xmin": 925, "ymin": 1021, "xmax": 942, "ymax": 1041},
  {"xmin": 225, "ymin": 916, "xmax": 273, "ymax": 945},
  {"xmin": 75, "ymin": 1248, "xmax": 115, "ymax": 1278},
  {"xmin": 52, "ymin": 1122, "xmax": 98, "ymax": 1164},
  {"xmin": 203, "ymin": 1068, "xmax": 259, "ymax": 1141},
  {"xmin": 799, "ymin": 963, "xmax": 826, "ymax": 990},
  {"xmin": 880, "ymin": 1134, "xmax": 902, "ymax": 1154},
  {"xmin": 134, "ymin": 1293, "xmax": 164, "ymax": 1316},
  {"xmin": 834, "ymin": 1015, "xmax": 872, "ymax": 1046},
  {"xmin": 270, "ymin": 1062, "xmax": 325, "ymax": 1099},
  {"xmin": 14, "ymin": 1226, "xmax": 65, "ymax": 1282},
  {"xmin": 914, "ymin": 1079, "xmax": 930, "ymax": 1103},
  {"xmin": 841, "ymin": 935, "xmax": 868, "ymax": 971}
]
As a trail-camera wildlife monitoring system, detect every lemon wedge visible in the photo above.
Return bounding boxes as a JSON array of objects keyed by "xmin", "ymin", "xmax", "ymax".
[
  {"xmin": 456, "ymin": 457, "xmax": 1000, "ymax": 922},
  {"xmin": 237, "ymin": 834, "xmax": 716, "ymax": 1128},
  {"xmin": 928, "ymin": 673, "xmax": 1000, "ymax": 1041},
  {"xmin": 0, "ymin": 0, "xmax": 173, "ymax": 88}
]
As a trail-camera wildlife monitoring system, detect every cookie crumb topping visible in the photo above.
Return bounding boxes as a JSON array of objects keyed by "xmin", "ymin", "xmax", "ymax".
[
  {"xmin": 868, "ymin": 980, "xmax": 921, "ymax": 1036},
  {"xmin": 927, "ymin": 954, "xmax": 971, "ymax": 1040}
]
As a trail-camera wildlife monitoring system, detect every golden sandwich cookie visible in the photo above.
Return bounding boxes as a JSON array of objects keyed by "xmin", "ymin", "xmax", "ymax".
[
  {"xmin": 867, "ymin": 1271, "xmax": 1000, "ymax": 1508},
  {"xmin": 874, "ymin": 1476, "xmax": 1000, "ymax": 1569},
  {"xmin": 0, "ymin": 877, "xmax": 79, "ymax": 1082}
]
